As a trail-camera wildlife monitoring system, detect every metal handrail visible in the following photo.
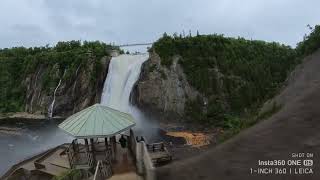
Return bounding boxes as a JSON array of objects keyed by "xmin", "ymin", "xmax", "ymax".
[
  {"xmin": 93, "ymin": 161, "xmax": 101, "ymax": 180},
  {"xmin": 67, "ymin": 139, "xmax": 96, "ymax": 168},
  {"xmin": 93, "ymin": 160, "xmax": 113, "ymax": 180}
]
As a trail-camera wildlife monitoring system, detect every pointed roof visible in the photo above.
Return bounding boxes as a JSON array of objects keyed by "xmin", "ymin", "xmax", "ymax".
[{"xmin": 58, "ymin": 104, "xmax": 135, "ymax": 138}]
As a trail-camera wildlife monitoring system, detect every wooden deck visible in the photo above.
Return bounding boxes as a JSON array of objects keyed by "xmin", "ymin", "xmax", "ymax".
[
  {"xmin": 34, "ymin": 147, "xmax": 70, "ymax": 175},
  {"xmin": 20, "ymin": 145, "xmax": 70, "ymax": 175},
  {"xmin": 1, "ymin": 144, "xmax": 71, "ymax": 180},
  {"xmin": 93, "ymin": 141, "xmax": 140, "ymax": 179},
  {"xmin": 112, "ymin": 143, "xmax": 136, "ymax": 174},
  {"xmin": 3, "ymin": 132, "xmax": 158, "ymax": 180},
  {"xmin": 2, "ymin": 142, "xmax": 141, "ymax": 180},
  {"xmin": 109, "ymin": 172, "xmax": 142, "ymax": 180},
  {"xmin": 147, "ymin": 142, "xmax": 172, "ymax": 165}
]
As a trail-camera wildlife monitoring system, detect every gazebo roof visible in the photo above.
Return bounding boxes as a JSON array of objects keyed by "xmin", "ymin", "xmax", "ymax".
[{"xmin": 58, "ymin": 104, "xmax": 135, "ymax": 138}]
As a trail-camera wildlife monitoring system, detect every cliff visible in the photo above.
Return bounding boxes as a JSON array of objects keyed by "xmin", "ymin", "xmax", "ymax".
[
  {"xmin": 134, "ymin": 34, "xmax": 297, "ymax": 125},
  {"xmin": 133, "ymin": 50, "xmax": 200, "ymax": 122},
  {"xmin": 0, "ymin": 41, "xmax": 117, "ymax": 117},
  {"xmin": 24, "ymin": 55, "xmax": 110, "ymax": 117}
]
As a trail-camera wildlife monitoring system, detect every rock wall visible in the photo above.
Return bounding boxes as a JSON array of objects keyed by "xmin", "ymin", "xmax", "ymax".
[
  {"xmin": 133, "ymin": 50, "xmax": 199, "ymax": 121},
  {"xmin": 24, "ymin": 56, "xmax": 110, "ymax": 117}
]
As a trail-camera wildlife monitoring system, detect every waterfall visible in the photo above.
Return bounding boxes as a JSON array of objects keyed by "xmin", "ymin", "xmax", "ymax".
[
  {"xmin": 101, "ymin": 54, "xmax": 147, "ymax": 110},
  {"xmin": 48, "ymin": 79, "xmax": 62, "ymax": 118},
  {"xmin": 101, "ymin": 54, "xmax": 157, "ymax": 138}
]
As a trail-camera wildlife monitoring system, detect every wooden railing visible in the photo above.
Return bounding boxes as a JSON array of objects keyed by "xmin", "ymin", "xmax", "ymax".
[
  {"xmin": 86, "ymin": 151, "xmax": 94, "ymax": 168},
  {"xmin": 146, "ymin": 142, "xmax": 172, "ymax": 165},
  {"xmin": 146, "ymin": 142, "xmax": 165, "ymax": 152},
  {"xmin": 93, "ymin": 144, "xmax": 113, "ymax": 180},
  {"xmin": 67, "ymin": 150, "xmax": 74, "ymax": 168},
  {"xmin": 93, "ymin": 159, "xmax": 112, "ymax": 179},
  {"xmin": 105, "ymin": 145, "xmax": 112, "ymax": 164},
  {"xmin": 66, "ymin": 139, "xmax": 77, "ymax": 168},
  {"xmin": 93, "ymin": 161, "xmax": 102, "ymax": 180},
  {"xmin": 67, "ymin": 139, "xmax": 95, "ymax": 169}
]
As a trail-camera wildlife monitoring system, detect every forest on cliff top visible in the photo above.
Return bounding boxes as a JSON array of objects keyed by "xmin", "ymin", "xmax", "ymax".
[
  {"xmin": 153, "ymin": 25, "xmax": 320, "ymax": 130},
  {"xmin": 0, "ymin": 41, "xmax": 121, "ymax": 113}
]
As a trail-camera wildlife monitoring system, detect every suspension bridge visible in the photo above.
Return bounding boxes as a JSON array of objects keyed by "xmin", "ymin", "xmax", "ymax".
[{"xmin": 115, "ymin": 43, "xmax": 153, "ymax": 47}]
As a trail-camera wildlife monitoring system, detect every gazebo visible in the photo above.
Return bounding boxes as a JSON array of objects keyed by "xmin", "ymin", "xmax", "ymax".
[{"xmin": 58, "ymin": 103, "xmax": 137, "ymax": 177}]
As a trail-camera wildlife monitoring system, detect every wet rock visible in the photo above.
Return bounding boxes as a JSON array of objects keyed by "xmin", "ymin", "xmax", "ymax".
[
  {"xmin": 23, "ymin": 56, "xmax": 111, "ymax": 117},
  {"xmin": 133, "ymin": 50, "xmax": 199, "ymax": 122}
]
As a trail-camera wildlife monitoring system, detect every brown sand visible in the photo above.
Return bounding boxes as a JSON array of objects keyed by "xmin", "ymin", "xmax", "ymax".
[{"xmin": 166, "ymin": 131, "xmax": 210, "ymax": 147}]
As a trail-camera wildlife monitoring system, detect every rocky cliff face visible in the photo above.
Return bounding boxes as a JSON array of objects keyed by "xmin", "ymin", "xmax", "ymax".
[
  {"xmin": 24, "ymin": 56, "xmax": 110, "ymax": 117},
  {"xmin": 133, "ymin": 51, "xmax": 200, "ymax": 121}
]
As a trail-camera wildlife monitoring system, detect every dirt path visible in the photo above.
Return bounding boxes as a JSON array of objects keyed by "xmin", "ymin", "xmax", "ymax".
[{"xmin": 156, "ymin": 50, "xmax": 320, "ymax": 180}]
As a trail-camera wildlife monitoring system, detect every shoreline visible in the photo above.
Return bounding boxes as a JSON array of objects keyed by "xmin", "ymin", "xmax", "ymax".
[
  {"xmin": 0, "ymin": 112, "xmax": 65, "ymax": 125},
  {"xmin": 0, "ymin": 127, "xmax": 23, "ymax": 136}
]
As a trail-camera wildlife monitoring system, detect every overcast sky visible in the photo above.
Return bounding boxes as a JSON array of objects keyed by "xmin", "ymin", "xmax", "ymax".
[{"xmin": 0, "ymin": 0, "xmax": 319, "ymax": 52}]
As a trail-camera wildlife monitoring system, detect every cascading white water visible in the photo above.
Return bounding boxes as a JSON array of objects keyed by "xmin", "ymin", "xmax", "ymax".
[
  {"xmin": 101, "ymin": 54, "xmax": 147, "ymax": 111},
  {"xmin": 48, "ymin": 79, "xmax": 62, "ymax": 118},
  {"xmin": 101, "ymin": 54, "xmax": 157, "ymax": 138}
]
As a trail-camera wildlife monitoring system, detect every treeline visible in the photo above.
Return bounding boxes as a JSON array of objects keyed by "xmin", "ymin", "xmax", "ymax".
[
  {"xmin": 0, "ymin": 41, "xmax": 120, "ymax": 113},
  {"xmin": 153, "ymin": 29, "xmax": 316, "ymax": 126},
  {"xmin": 296, "ymin": 25, "xmax": 320, "ymax": 56}
]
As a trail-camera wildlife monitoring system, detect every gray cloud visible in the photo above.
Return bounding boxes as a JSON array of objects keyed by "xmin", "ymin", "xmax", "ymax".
[{"xmin": 0, "ymin": 0, "xmax": 319, "ymax": 51}]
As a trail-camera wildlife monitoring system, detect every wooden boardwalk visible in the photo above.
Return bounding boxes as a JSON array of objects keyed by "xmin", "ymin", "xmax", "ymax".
[
  {"xmin": 3, "ymin": 138, "xmax": 156, "ymax": 180},
  {"xmin": 109, "ymin": 172, "xmax": 142, "ymax": 180},
  {"xmin": 2, "ymin": 144, "xmax": 71, "ymax": 180},
  {"xmin": 92, "ymin": 141, "xmax": 141, "ymax": 179}
]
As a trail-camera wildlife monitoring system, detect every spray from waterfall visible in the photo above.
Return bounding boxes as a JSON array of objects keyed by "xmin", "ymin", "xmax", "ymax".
[{"xmin": 101, "ymin": 54, "xmax": 158, "ymax": 140}]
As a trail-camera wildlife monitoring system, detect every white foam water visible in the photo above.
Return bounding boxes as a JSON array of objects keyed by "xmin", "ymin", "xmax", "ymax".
[
  {"xmin": 100, "ymin": 54, "xmax": 157, "ymax": 136},
  {"xmin": 48, "ymin": 79, "xmax": 62, "ymax": 118}
]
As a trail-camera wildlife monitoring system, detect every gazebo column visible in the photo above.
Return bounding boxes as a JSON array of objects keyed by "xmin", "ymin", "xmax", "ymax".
[
  {"xmin": 110, "ymin": 136, "xmax": 117, "ymax": 161},
  {"xmin": 105, "ymin": 137, "xmax": 112, "ymax": 162},
  {"xmin": 105, "ymin": 137, "xmax": 109, "ymax": 150},
  {"xmin": 72, "ymin": 140, "xmax": 76, "ymax": 153},
  {"xmin": 90, "ymin": 138, "xmax": 95, "ymax": 151},
  {"xmin": 90, "ymin": 138, "xmax": 96, "ymax": 163},
  {"xmin": 84, "ymin": 139, "xmax": 89, "ymax": 152}
]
